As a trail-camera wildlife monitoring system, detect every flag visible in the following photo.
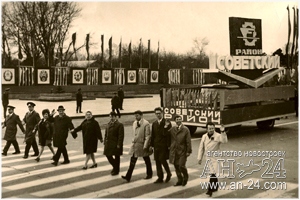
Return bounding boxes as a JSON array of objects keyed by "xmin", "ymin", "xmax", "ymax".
[
  {"xmin": 157, "ymin": 41, "xmax": 160, "ymax": 69},
  {"xmin": 128, "ymin": 41, "xmax": 132, "ymax": 68},
  {"xmin": 119, "ymin": 37, "xmax": 122, "ymax": 67},
  {"xmin": 290, "ymin": 7, "xmax": 296, "ymax": 68},
  {"xmin": 148, "ymin": 39, "xmax": 151, "ymax": 69},
  {"xmin": 18, "ymin": 30, "xmax": 23, "ymax": 60},
  {"xmin": 86, "ymin": 34, "xmax": 90, "ymax": 60},
  {"xmin": 72, "ymin": 32, "xmax": 76, "ymax": 53},
  {"xmin": 101, "ymin": 34, "xmax": 104, "ymax": 63},
  {"xmin": 295, "ymin": 8, "xmax": 299, "ymax": 53},
  {"xmin": 139, "ymin": 38, "xmax": 143, "ymax": 68},
  {"xmin": 286, "ymin": 6, "xmax": 291, "ymax": 69},
  {"xmin": 109, "ymin": 36, "xmax": 112, "ymax": 67}
]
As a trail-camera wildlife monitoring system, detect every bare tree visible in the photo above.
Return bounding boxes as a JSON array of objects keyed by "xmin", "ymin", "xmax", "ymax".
[
  {"xmin": 192, "ymin": 37, "xmax": 209, "ymax": 57},
  {"xmin": 2, "ymin": 2, "xmax": 81, "ymax": 67}
]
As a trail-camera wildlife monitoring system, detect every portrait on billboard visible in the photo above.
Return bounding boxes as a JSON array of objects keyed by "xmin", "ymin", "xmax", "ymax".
[
  {"xmin": 37, "ymin": 69, "xmax": 50, "ymax": 84},
  {"xmin": 150, "ymin": 71, "xmax": 159, "ymax": 83},
  {"xmin": 127, "ymin": 70, "xmax": 136, "ymax": 83},
  {"xmin": 72, "ymin": 69, "xmax": 84, "ymax": 84},
  {"xmin": 102, "ymin": 70, "xmax": 112, "ymax": 84},
  {"xmin": 2, "ymin": 68, "xmax": 15, "ymax": 84}
]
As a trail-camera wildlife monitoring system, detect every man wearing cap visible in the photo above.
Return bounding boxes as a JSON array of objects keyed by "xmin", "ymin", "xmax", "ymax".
[
  {"xmin": 118, "ymin": 86, "xmax": 124, "ymax": 110},
  {"xmin": 52, "ymin": 105, "xmax": 75, "ymax": 166},
  {"xmin": 122, "ymin": 110, "xmax": 153, "ymax": 182},
  {"xmin": 2, "ymin": 105, "xmax": 25, "ymax": 156},
  {"xmin": 76, "ymin": 88, "xmax": 83, "ymax": 113},
  {"xmin": 111, "ymin": 93, "xmax": 121, "ymax": 118},
  {"xmin": 23, "ymin": 102, "xmax": 40, "ymax": 159},
  {"xmin": 2, "ymin": 88, "xmax": 10, "ymax": 118}
]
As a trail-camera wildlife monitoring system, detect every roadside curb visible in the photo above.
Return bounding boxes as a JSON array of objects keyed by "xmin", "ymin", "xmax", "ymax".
[{"xmin": 69, "ymin": 110, "xmax": 154, "ymax": 119}]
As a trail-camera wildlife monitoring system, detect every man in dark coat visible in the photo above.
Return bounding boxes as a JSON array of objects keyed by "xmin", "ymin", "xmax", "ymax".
[
  {"xmin": 117, "ymin": 87, "xmax": 124, "ymax": 110},
  {"xmin": 52, "ymin": 105, "xmax": 75, "ymax": 166},
  {"xmin": 23, "ymin": 102, "xmax": 40, "ymax": 159},
  {"xmin": 2, "ymin": 88, "xmax": 10, "ymax": 118},
  {"xmin": 2, "ymin": 105, "xmax": 25, "ymax": 156},
  {"xmin": 168, "ymin": 115, "xmax": 192, "ymax": 187},
  {"xmin": 76, "ymin": 88, "xmax": 83, "ymax": 113},
  {"xmin": 111, "ymin": 93, "xmax": 121, "ymax": 118},
  {"xmin": 72, "ymin": 111, "xmax": 103, "ymax": 169},
  {"xmin": 104, "ymin": 111, "xmax": 124, "ymax": 175},
  {"xmin": 151, "ymin": 107, "xmax": 172, "ymax": 183}
]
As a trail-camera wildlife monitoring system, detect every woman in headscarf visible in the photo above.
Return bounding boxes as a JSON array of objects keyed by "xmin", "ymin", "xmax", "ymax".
[{"xmin": 72, "ymin": 111, "xmax": 103, "ymax": 169}]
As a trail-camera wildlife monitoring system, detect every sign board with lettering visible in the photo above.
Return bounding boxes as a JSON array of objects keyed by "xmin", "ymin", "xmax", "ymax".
[{"xmin": 229, "ymin": 17, "xmax": 262, "ymax": 56}]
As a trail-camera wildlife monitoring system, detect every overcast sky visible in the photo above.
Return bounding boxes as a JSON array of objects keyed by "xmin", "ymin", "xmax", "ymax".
[{"xmin": 68, "ymin": 1, "xmax": 298, "ymax": 56}]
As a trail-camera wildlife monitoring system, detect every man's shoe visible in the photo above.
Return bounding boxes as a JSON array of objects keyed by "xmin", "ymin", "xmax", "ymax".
[
  {"xmin": 35, "ymin": 157, "xmax": 40, "ymax": 162},
  {"xmin": 121, "ymin": 175, "xmax": 130, "ymax": 182},
  {"xmin": 111, "ymin": 171, "xmax": 119, "ymax": 176},
  {"xmin": 144, "ymin": 175, "xmax": 152, "ymax": 180},
  {"xmin": 110, "ymin": 169, "xmax": 115, "ymax": 174},
  {"xmin": 23, "ymin": 155, "xmax": 28, "ymax": 159},
  {"xmin": 12, "ymin": 151, "xmax": 21, "ymax": 155},
  {"xmin": 174, "ymin": 182, "xmax": 183, "ymax": 186},
  {"xmin": 61, "ymin": 160, "xmax": 70, "ymax": 164},
  {"xmin": 165, "ymin": 174, "xmax": 172, "ymax": 183},
  {"xmin": 182, "ymin": 179, "xmax": 188, "ymax": 186},
  {"xmin": 154, "ymin": 179, "xmax": 163, "ymax": 183},
  {"xmin": 31, "ymin": 154, "xmax": 39, "ymax": 157},
  {"xmin": 51, "ymin": 161, "xmax": 58, "ymax": 166},
  {"xmin": 206, "ymin": 190, "xmax": 212, "ymax": 197},
  {"xmin": 2, "ymin": 152, "xmax": 7, "ymax": 156}
]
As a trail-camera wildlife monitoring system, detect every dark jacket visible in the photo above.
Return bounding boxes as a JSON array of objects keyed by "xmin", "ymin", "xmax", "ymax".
[
  {"xmin": 76, "ymin": 91, "xmax": 83, "ymax": 103},
  {"xmin": 151, "ymin": 118, "xmax": 172, "ymax": 161},
  {"xmin": 118, "ymin": 90, "xmax": 124, "ymax": 99},
  {"xmin": 169, "ymin": 125, "xmax": 192, "ymax": 166},
  {"xmin": 111, "ymin": 96, "xmax": 120, "ymax": 108},
  {"xmin": 2, "ymin": 92, "xmax": 9, "ymax": 106},
  {"xmin": 36, "ymin": 116, "xmax": 54, "ymax": 143},
  {"xmin": 3, "ymin": 113, "xmax": 25, "ymax": 141},
  {"xmin": 53, "ymin": 114, "xmax": 74, "ymax": 148},
  {"xmin": 104, "ymin": 120, "xmax": 124, "ymax": 156},
  {"xmin": 73, "ymin": 117, "xmax": 102, "ymax": 154},
  {"xmin": 23, "ymin": 111, "xmax": 41, "ymax": 143}
]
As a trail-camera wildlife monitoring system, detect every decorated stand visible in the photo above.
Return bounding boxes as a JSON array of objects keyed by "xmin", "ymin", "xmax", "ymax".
[{"xmin": 162, "ymin": 17, "xmax": 296, "ymax": 135}]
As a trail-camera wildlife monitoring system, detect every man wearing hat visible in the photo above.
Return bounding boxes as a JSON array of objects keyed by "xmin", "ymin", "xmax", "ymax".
[
  {"xmin": 22, "ymin": 102, "xmax": 40, "ymax": 159},
  {"xmin": 2, "ymin": 88, "xmax": 10, "ymax": 118},
  {"xmin": 111, "ymin": 93, "xmax": 121, "ymax": 118},
  {"xmin": 76, "ymin": 88, "xmax": 83, "ymax": 113},
  {"xmin": 2, "ymin": 105, "xmax": 25, "ymax": 156},
  {"xmin": 52, "ymin": 105, "xmax": 75, "ymax": 166}
]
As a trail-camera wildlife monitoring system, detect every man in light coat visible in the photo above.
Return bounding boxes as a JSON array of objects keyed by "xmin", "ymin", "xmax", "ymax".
[
  {"xmin": 167, "ymin": 115, "xmax": 192, "ymax": 187},
  {"xmin": 197, "ymin": 122, "xmax": 228, "ymax": 197},
  {"xmin": 122, "ymin": 110, "xmax": 153, "ymax": 182}
]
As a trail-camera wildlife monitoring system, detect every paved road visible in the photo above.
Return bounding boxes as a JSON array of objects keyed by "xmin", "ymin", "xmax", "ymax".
[
  {"xmin": 4, "ymin": 94, "xmax": 160, "ymax": 121},
  {"xmin": 1, "ymin": 115, "xmax": 298, "ymax": 198}
]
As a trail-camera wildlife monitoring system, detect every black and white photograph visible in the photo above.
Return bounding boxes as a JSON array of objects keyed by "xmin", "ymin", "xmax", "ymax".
[{"xmin": 1, "ymin": 1, "xmax": 298, "ymax": 199}]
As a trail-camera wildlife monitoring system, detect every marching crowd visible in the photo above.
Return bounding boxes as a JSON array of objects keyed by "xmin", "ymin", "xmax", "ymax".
[{"xmin": 2, "ymin": 99, "xmax": 227, "ymax": 197}]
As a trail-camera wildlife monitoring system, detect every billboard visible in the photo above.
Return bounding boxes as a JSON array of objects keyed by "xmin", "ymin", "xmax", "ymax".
[{"xmin": 229, "ymin": 17, "xmax": 262, "ymax": 56}]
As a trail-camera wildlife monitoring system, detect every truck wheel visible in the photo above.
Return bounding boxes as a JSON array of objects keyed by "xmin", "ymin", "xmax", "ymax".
[
  {"xmin": 256, "ymin": 119, "xmax": 275, "ymax": 130},
  {"xmin": 186, "ymin": 126, "xmax": 197, "ymax": 135}
]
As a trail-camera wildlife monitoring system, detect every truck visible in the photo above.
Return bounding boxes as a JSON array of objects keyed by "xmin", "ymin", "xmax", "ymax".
[{"xmin": 161, "ymin": 66, "xmax": 296, "ymax": 135}]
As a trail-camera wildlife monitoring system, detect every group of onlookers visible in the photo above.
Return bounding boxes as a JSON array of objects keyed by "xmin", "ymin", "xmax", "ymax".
[{"xmin": 2, "ymin": 99, "xmax": 227, "ymax": 197}]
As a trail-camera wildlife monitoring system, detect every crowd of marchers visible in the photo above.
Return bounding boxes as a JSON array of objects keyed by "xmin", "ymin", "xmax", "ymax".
[{"xmin": 2, "ymin": 101, "xmax": 227, "ymax": 197}]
